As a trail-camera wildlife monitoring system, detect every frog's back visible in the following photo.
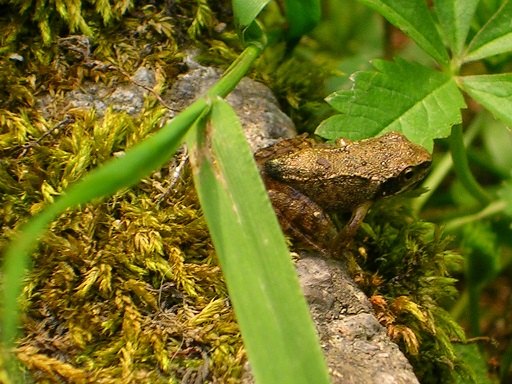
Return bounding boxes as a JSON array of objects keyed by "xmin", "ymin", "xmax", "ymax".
[{"xmin": 261, "ymin": 132, "xmax": 431, "ymax": 213}]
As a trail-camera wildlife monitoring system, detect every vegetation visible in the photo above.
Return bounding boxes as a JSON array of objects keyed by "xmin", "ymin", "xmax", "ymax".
[{"xmin": 1, "ymin": 0, "xmax": 511, "ymax": 383}]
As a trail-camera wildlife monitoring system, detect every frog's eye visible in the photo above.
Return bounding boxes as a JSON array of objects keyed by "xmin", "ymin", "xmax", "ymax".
[{"xmin": 402, "ymin": 166, "xmax": 416, "ymax": 181}]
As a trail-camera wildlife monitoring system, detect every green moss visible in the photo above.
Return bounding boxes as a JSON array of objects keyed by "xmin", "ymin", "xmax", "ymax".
[
  {"xmin": 0, "ymin": 101, "xmax": 245, "ymax": 381},
  {"xmin": 0, "ymin": 2, "xmax": 249, "ymax": 381},
  {"xmin": 352, "ymin": 199, "xmax": 474, "ymax": 383}
]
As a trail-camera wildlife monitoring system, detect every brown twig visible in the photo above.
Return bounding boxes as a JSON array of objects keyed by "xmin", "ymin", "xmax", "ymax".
[{"xmin": 18, "ymin": 117, "xmax": 75, "ymax": 158}]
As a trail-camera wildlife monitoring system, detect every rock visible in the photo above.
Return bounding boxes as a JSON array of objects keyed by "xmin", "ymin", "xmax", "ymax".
[
  {"xmin": 36, "ymin": 66, "xmax": 156, "ymax": 118},
  {"xmin": 163, "ymin": 61, "xmax": 296, "ymax": 152},
  {"xmin": 297, "ymin": 254, "xmax": 419, "ymax": 384}
]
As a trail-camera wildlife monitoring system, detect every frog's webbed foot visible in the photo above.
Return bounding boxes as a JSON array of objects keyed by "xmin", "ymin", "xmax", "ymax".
[{"xmin": 330, "ymin": 201, "xmax": 373, "ymax": 253}]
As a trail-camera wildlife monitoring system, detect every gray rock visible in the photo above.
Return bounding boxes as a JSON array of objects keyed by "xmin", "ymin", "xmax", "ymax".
[
  {"xmin": 164, "ymin": 63, "xmax": 296, "ymax": 152},
  {"xmin": 241, "ymin": 253, "xmax": 418, "ymax": 384},
  {"xmin": 36, "ymin": 66, "xmax": 155, "ymax": 118},
  {"xmin": 297, "ymin": 254, "xmax": 419, "ymax": 384}
]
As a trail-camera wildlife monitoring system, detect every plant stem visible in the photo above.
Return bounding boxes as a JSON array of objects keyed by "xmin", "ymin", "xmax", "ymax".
[
  {"xmin": 208, "ymin": 44, "xmax": 262, "ymax": 98},
  {"xmin": 443, "ymin": 200, "xmax": 507, "ymax": 233},
  {"xmin": 412, "ymin": 115, "xmax": 481, "ymax": 212},
  {"xmin": 450, "ymin": 124, "xmax": 492, "ymax": 205}
]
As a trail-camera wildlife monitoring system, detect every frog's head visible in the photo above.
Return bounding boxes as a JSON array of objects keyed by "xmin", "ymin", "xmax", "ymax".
[{"xmin": 377, "ymin": 132, "xmax": 432, "ymax": 197}]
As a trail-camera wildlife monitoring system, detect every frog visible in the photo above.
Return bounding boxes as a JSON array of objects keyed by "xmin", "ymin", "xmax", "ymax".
[{"xmin": 255, "ymin": 132, "xmax": 432, "ymax": 253}]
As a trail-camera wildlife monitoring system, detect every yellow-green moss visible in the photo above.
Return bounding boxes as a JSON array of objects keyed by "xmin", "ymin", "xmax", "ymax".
[
  {"xmin": 0, "ymin": 1, "xmax": 247, "ymax": 382},
  {"xmin": 0, "ymin": 98, "xmax": 247, "ymax": 381},
  {"xmin": 351, "ymin": 199, "xmax": 474, "ymax": 383}
]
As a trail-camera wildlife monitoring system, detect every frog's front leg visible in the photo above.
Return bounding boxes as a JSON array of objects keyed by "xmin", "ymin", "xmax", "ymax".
[
  {"xmin": 330, "ymin": 201, "xmax": 373, "ymax": 252},
  {"xmin": 264, "ymin": 178, "xmax": 338, "ymax": 252}
]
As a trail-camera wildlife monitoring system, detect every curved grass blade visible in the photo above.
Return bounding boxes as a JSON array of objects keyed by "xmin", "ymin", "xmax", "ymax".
[
  {"xmin": 233, "ymin": 0, "xmax": 270, "ymax": 28},
  {"xmin": 187, "ymin": 98, "xmax": 330, "ymax": 384}
]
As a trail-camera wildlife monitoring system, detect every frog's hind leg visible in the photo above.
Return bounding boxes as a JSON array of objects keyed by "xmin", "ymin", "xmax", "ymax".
[{"xmin": 265, "ymin": 183, "xmax": 337, "ymax": 252}]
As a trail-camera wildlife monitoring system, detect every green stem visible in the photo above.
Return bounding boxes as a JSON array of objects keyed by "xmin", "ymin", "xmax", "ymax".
[
  {"xmin": 208, "ymin": 44, "xmax": 262, "ymax": 98},
  {"xmin": 443, "ymin": 200, "xmax": 506, "ymax": 233},
  {"xmin": 412, "ymin": 116, "xmax": 481, "ymax": 212},
  {"xmin": 450, "ymin": 124, "xmax": 492, "ymax": 205}
]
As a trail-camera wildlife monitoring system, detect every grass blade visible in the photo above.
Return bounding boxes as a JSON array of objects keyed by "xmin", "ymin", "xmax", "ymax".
[{"xmin": 187, "ymin": 98, "xmax": 330, "ymax": 384}]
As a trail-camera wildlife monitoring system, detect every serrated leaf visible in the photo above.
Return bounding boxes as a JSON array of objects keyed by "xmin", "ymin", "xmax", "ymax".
[
  {"xmin": 187, "ymin": 98, "xmax": 330, "ymax": 384},
  {"xmin": 459, "ymin": 73, "xmax": 512, "ymax": 127},
  {"xmin": 358, "ymin": 0, "xmax": 450, "ymax": 65},
  {"xmin": 433, "ymin": 0, "xmax": 479, "ymax": 57},
  {"xmin": 465, "ymin": 0, "xmax": 512, "ymax": 62},
  {"xmin": 316, "ymin": 58, "xmax": 465, "ymax": 152}
]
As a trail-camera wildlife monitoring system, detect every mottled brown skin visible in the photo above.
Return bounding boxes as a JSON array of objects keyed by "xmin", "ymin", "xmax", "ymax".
[{"xmin": 255, "ymin": 132, "xmax": 432, "ymax": 253}]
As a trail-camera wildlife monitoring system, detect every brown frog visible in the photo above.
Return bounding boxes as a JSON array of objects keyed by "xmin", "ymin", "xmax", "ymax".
[{"xmin": 255, "ymin": 132, "xmax": 432, "ymax": 253}]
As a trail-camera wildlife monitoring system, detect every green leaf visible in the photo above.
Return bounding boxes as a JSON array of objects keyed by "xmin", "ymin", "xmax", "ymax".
[
  {"xmin": 316, "ymin": 58, "xmax": 465, "ymax": 152},
  {"xmin": 232, "ymin": 0, "xmax": 269, "ymax": 47},
  {"xmin": 459, "ymin": 73, "xmax": 512, "ymax": 126},
  {"xmin": 465, "ymin": 0, "xmax": 512, "ymax": 62},
  {"xmin": 433, "ymin": 0, "xmax": 479, "ymax": 57},
  {"xmin": 233, "ymin": 0, "xmax": 270, "ymax": 28},
  {"xmin": 358, "ymin": 0, "xmax": 450, "ymax": 65},
  {"xmin": 239, "ymin": 19, "xmax": 268, "ymax": 49},
  {"xmin": 187, "ymin": 98, "xmax": 330, "ymax": 384},
  {"xmin": 454, "ymin": 343, "xmax": 491, "ymax": 384},
  {"xmin": 284, "ymin": 0, "xmax": 321, "ymax": 42}
]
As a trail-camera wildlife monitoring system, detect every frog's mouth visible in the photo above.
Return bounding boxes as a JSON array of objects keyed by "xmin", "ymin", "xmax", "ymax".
[{"xmin": 379, "ymin": 162, "xmax": 432, "ymax": 197}]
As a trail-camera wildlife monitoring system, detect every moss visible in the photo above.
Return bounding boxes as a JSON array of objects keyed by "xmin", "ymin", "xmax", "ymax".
[
  {"xmin": 351, "ymin": 198, "xmax": 474, "ymax": 383},
  {"xmin": 0, "ymin": 1, "xmax": 248, "ymax": 381},
  {"xmin": 0, "ymin": 100, "xmax": 245, "ymax": 381}
]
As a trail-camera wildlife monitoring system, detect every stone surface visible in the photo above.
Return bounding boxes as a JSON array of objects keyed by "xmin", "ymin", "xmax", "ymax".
[
  {"xmin": 164, "ymin": 56, "xmax": 296, "ymax": 152},
  {"xmin": 296, "ymin": 254, "xmax": 419, "ymax": 384},
  {"xmin": 36, "ymin": 66, "xmax": 156, "ymax": 119}
]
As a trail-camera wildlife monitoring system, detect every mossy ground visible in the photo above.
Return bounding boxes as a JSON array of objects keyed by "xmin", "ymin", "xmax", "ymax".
[
  {"xmin": 0, "ymin": 1, "xmax": 247, "ymax": 382},
  {"xmin": 1, "ymin": 79, "xmax": 246, "ymax": 382}
]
